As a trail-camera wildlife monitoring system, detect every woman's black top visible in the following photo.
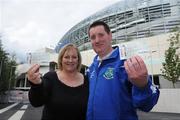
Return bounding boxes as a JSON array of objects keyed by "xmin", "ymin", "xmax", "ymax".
[{"xmin": 28, "ymin": 71, "xmax": 89, "ymax": 120}]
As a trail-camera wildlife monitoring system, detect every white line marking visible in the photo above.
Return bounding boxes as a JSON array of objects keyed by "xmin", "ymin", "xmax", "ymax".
[
  {"xmin": 8, "ymin": 110, "xmax": 25, "ymax": 120},
  {"xmin": 21, "ymin": 105, "xmax": 28, "ymax": 109},
  {"xmin": 0, "ymin": 102, "xmax": 19, "ymax": 114}
]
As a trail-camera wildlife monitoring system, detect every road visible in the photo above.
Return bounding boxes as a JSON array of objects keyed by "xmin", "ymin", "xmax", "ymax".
[
  {"xmin": 0, "ymin": 102, "xmax": 180, "ymax": 120},
  {"xmin": 0, "ymin": 102, "xmax": 42, "ymax": 120}
]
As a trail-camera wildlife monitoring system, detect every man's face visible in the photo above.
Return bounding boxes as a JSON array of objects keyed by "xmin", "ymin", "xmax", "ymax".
[{"xmin": 89, "ymin": 25, "xmax": 112, "ymax": 58}]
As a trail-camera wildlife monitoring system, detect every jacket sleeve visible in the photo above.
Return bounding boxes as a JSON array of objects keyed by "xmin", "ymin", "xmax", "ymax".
[
  {"xmin": 131, "ymin": 76, "xmax": 160, "ymax": 112},
  {"xmin": 28, "ymin": 74, "xmax": 52, "ymax": 107}
]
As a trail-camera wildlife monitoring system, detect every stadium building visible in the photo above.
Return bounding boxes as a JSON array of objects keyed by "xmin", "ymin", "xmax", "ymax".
[
  {"xmin": 54, "ymin": 0, "xmax": 180, "ymax": 113},
  {"xmin": 55, "ymin": 0, "xmax": 180, "ymax": 87},
  {"xmin": 55, "ymin": 0, "xmax": 180, "ymax": 86},
  {"xmin": 55, "ymin": 0, "xmax": 180, "ymax": 52}
]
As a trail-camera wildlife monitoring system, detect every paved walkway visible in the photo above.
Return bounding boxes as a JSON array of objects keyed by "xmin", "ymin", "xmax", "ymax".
[
  {"xmin": 138, "ymin": 111, "xmax": 180, "ymax": 120},
  {"xmin": 0, "ymin": 103, "xmax": 13, "ymax": 109},
  {"xmin": 1, "ymin": 103, "xmax": 180, "ymax": 120}
]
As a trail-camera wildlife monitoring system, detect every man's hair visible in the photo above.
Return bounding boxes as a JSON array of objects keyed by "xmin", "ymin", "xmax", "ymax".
[{"xmin": 88, "ymin": 21, "xmax": 111, "ymax": 36}]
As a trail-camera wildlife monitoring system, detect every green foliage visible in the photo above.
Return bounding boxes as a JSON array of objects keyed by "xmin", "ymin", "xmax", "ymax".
[
  {"xmin": 161, "ymin": 29, "xmax": 180, "ymax": 88},
  {"xmin": 0, "ymin": 37, "xmax": 17, "ymax": 95}
]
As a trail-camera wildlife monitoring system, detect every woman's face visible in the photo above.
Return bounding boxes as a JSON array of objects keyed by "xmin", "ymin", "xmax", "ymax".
[{"xmin": 62, "ymin": 48, "xmax": 79, "ymax": 72}]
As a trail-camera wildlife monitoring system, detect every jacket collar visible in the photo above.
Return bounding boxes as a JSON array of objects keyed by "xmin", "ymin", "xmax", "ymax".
[{"xmin": 93, "ymin": 46, "xmax": 119, "ymax": 63}]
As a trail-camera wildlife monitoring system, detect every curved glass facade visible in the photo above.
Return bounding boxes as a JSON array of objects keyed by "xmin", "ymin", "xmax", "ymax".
[{"xmin": 55, "ymin": 0, "xmax": 180, "ymax": 52}]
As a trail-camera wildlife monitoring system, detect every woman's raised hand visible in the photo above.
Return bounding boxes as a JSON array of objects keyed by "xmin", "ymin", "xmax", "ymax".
[{"xmin": 27, "ymin": 64, "xmax": 42, "ymax": 84}]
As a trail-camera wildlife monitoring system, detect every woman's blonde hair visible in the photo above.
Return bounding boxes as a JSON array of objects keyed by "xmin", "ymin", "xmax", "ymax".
[{"xmin": 58, "ymin": 43, "xmax": 82, "ymax": 72}]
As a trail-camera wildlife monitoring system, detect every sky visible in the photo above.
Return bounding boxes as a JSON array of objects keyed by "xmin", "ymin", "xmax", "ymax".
[{"xmin": 0, "ymin": 0, "xmax": 121, "ymax": 63}]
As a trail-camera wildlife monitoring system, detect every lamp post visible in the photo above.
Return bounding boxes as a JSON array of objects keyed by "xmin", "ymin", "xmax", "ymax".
[
  {"xmin": 8, "ymin": 65, "xmax": 16, "ymax": 103},
  {"xmin": 149, "ymin": 50, "xmax": 154, "ymax": 82},
  {"xmin": 0, "ymin": 57, "xmax": 5, "ymax": 80},
  {"xmin": 140, "ymin": 49, "xmax": 156, "ymax": 84},
  {"xmin": 149, "ymin": 50, "xmax": 156, "ymax": 84}
]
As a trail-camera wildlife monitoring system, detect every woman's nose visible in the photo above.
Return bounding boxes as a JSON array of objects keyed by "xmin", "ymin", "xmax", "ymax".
[{"xmin": 69, "ymin": 57, "xmax": 73, "ymax": 62}]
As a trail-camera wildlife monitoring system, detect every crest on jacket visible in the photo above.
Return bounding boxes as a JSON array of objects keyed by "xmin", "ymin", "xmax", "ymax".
[{"xmin": 103, "ymin": 67, "xmax": 114, "ymax": 80}]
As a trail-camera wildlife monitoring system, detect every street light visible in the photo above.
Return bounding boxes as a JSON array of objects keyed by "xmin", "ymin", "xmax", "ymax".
[
  {"xmin": 138, "ymin": 49, "xmax": 156, "ymax": 84},
  {"xmin": 0, "ymin": 57, "xmax": 5, "ymax": 80},
  {"xmin": 8, "ymin": 65, "xmax": 16, "ymax": 103},
  {"xmin": 148, "ymin": 50, "xmax": 156, "ymax": 84}
]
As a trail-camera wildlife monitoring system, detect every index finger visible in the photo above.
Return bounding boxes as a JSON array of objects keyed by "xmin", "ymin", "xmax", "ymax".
[
  {"xmin": 134, "ymin": 55, "xmax": 146, "ymax": 69},
  {"xmin": 28, "ymin": 64, "xmax": 40, "ymax": 74}
]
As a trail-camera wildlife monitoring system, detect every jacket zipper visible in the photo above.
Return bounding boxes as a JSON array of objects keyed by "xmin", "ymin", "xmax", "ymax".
[{"xmin": 92, "ymin": 61, "xmax": 102, "ymax": 119}]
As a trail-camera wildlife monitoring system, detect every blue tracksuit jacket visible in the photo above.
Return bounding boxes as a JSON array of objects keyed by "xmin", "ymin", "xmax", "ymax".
[{"xmin": 86, "ymin": 47, "xmax": 159, "ymax": 120}]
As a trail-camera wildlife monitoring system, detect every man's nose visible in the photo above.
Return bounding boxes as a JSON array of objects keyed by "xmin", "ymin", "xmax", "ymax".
[{"xmin": 94, "ymin": 37, "xmax": 100, "ymax": 43}]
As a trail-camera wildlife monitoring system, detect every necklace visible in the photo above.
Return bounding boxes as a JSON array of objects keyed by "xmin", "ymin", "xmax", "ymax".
[{"xmin": 57, "ymin": 70, "xmax": 84, "ymax": 87}]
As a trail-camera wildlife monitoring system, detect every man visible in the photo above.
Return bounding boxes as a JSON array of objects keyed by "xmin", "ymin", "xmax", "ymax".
[{"xmin": 86, "ymin": 21, "xmax": 159, "ymax": 120}]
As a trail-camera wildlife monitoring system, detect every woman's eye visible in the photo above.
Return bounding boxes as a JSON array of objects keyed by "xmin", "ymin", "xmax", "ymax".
[
  {"xmin": 64, "ymin": 56, "xmax": 69, "ymax": 59},
  {"xmin": 72, "ymin": 56, "xmax": 77, "ymax": 59}
]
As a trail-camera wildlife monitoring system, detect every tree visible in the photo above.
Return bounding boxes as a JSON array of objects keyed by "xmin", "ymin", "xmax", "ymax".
[
  {"xmin": 0, "ymin": 37, "xmax": 17, "ymax": 95},
  {"xmin": 161, "ymin": 28, "xmax": 180, "ymax": 88}
]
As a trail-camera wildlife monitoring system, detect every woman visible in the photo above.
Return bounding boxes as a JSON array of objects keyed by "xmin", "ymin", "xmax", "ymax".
[{"xmin": 28, "ymin": 44, "xmax": 89, "ymax": 120}]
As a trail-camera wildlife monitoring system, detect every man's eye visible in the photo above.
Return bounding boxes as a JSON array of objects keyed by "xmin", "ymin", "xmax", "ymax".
[
  {"xmin": 90, "ymin": 36, "xmax": 95, "ymax": 40},
  {"xmin": 99, "ymin": 33, "xmax": 104, "ymax": 37}
]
